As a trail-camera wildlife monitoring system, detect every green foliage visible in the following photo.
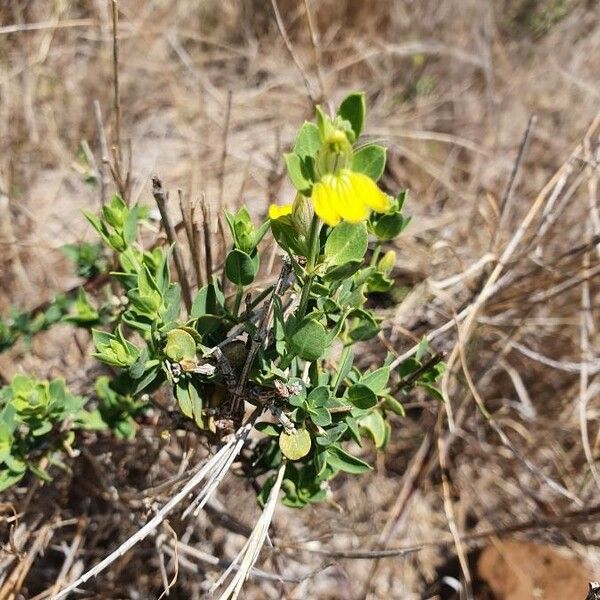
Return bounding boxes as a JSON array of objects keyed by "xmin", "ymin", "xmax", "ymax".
[
  {"xmin": 225, "ymin": 249, "xmax": 258, "ymax": 286},
  {"xmin": 0, "ymin": 93, "xmax": 446, "ymax": 508},
  {"xmin": 279, "ymin": 428, "xmax": 311, "ymax": 460},
  {"xmin": 0, "ymin": 296, "xmax": 70, "ymax": 352},
  {"xmin": 62, "ymin": 242, "xmax": 106, "ymax": 279},
  {"xmin": 225, "ymin": 206, "xmax": 269, "ymax": 255},
  {"xmin": 95, "ymin": 376, "xmax": 147, "ymax": 440},
  {"xmin": 287, "ymin": 318, "xmax": 329, "ymax": 362},
  {"xmin": 352, "ymin": 144, "xmax": 386, "ymax": 181},
  {"xmin": 369, "ymin": 191, "xmax": 411, "ymax": 241},
  {"xmin": 324, "ymin": 221, "xmax": 368, "ymax": 266},
  {"xmin": 0, "ymin": 375, "xmax": 104, "ymax": 491},
  {"xmin": 337, "ymin": 92, "xmax": 366, "ymax": 139}
]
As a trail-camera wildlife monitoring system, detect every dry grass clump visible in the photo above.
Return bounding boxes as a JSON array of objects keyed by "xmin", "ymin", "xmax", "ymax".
[{"xmin": 1, "ymin": 1, "xmax": 599, "ymax": 598}]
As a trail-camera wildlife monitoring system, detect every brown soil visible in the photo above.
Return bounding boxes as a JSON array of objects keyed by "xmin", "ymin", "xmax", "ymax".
[{"xmin": 477, "ymin": 540, "xmax": 593, "ymax": 600}]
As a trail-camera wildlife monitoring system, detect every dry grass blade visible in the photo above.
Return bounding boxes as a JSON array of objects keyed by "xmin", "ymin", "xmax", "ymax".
[
  {"xmin": 212, "ymin": 461, "xmax": 287, "ymax": 600},
  {"xmin": 51, "ymin": 423, "xmax": 253, "ymax": 600}
]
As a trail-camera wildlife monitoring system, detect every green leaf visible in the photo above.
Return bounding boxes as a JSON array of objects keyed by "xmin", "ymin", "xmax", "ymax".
[
  {"xmin": 270, "ymin": 215, "xmax": 308, "ymax": 256},
  {"xmin": 360, "ymin": 367, "xmax": 390, "ymax": 394},
  {"xmin": 349, "ymin": 310, "xmax": 379, "ymax": 341},
  {"xmin": 187, "ymin": 381, "xmax": 206, "ymax": 428},
  {"xmin": 175, "ymin": 381, "xmax": 193, "ymax": 419},
  {"xmin": 279, "ymin": 428, "xmax": 311, "ymax": 460},
  {"xmin": 288, "ymin": 318, "xmax": 328, "ymax": 362},
  {"xmin": 0, "ymin": 470, "xmax": 25, "ymax": 492},
  {"xmin": 367, "ymin": 272, "xmax": 394, "ymax": 293},
  {"xmin": 254, "ymin": 422, "xmax": 282, "ymax": 437},
  {"xmin": 324, "ymin": 221, "xmax": 368, "ymax": 266},
  {"xmin": 29, "ymin": 462, "xmax": 52, "ymax": 482},
  {"xmin": 284, "ymin": 152, "xmax": 312, "ymax": 193},
  {"xmin": 417, "ymin": 382, "xmax": 445, "ymax": 402},
  {"xmin": 83, "ymin": 210, "xmax": 111, "ymax": 246},
  {"xmin": 323, "ymin": 260, "xmax": 363, "ymax": 282},
  {"xmin": 383, "ymin": 395, "xmax": 405, "ymax": 416},
  {"xmin": 191, "ymin": 280, "xmax": 224, "ymax": 318},
  {"xmin": 225, "ymin": 249, "xmax": 257, "ymax": 286},
  {"xmin": 345, "ymin": 415, "xmax": 362, "ymax": 445},
  {"xmin": 416, "ymin": 338, "xmax": 429, "ymax": 361},
  {"xmin": 358, "ymin": 410, "xmax": 387, "ymax": 448},
  {"xmin": 252, "ymin": 220, "xmax": 271, "ymax": 249},
  {"xmin": 337, "ymin": 92, "xmax": 366, "ymax": 138},
  {"xmin": 161, "ymin": 284, "xmax": 181, "ymax": 324},
  {"xmin": 164, "ymin": 328, "xmax": 197, "ymax": 362},
  {"xmin": 326, "ymin": 445, "xmax": 371, "ymax": 474},
  {"xmin": 307, "ymin": 386, "xmax": 329, "ymax": 408},
  {"xmin": 123, "ymin": 204, "xmax": 140, "ymax": 245},
  {"xmin": 315, "ymin": 422, "xmax": 348, "ymax": 446},
  {"xmin": 224, "ymin": 211, "xmax": 238, "ymax": 247},
  {"xmin": 352, "ymin": 144, "xmax": 386, "ymax": 181},
  {"xmin": 294, "ymin": 122, "xmax": 321, "ymax": 159},
  {"xmin": 332, "ymin": 348, "xmax": 354, "ymax": 395},
  {"xmin": 370, "ymin": 212, "xmax": 408, "ymax": 241},
  {"xmin": 92, "ymin": 328, "xmax": 140, "ymax": 367},
  {"xmin": 132, "ymin": 367, "xmax": 161, "ymax": 395},
  {"xmin": 309, "ymin": 407, "xmax": 332, "ymax": 427},
  {"xmin": 348, "ymin": 384, "xmax": 377, "ymax": 409}
]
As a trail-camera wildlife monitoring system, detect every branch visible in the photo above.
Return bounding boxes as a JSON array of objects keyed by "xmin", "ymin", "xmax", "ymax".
[{"xmin": 151, "ymin": 175, "xmax": 193, "ymax": 313}]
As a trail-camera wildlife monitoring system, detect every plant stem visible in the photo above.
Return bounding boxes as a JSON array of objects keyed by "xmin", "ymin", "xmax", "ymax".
[
  {"xmin": 248, "ymin": 285, "xmax": 275, "ymax": 311},
  {"xmin": 370, "ymin": 243, "xmax": 382, "ymax": 267},
  {"xmin": 296, "ymin": 216, "xmax": 321, "ymax": 320},
  {"xmin": 233, "ymin": 285, "xmax": 244, "ymax": 318}
]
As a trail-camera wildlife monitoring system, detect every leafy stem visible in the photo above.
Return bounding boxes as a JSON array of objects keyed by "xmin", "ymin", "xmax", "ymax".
[
  {"xmin": 233, "ymin": 285, "xmax": 244, "ymax": 319},
  {"xmin": 296, "ymin": 215, "xmax": 322, "ymax": 321}
]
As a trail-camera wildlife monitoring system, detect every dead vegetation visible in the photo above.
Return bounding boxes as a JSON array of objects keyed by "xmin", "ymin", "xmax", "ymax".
[{"xmin": 0, "ymin": 1, "xmax": 599, "ymax": 598}]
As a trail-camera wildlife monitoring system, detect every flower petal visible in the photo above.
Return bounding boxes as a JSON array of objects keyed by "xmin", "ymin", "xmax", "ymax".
[
  {"xmin": 349, "ymin": 172, "xmax": 390, "ymax": 213},
  {"xmin": 337, "ymin": 171, "xmax": 368, "ymax": 223},
  {"xmin": 268, "ymin": 203, "xmax": 293, "ymax": 220},
  {"xmin": 312, "ymin": 179, "xmax": 341, "ymax": 226}
]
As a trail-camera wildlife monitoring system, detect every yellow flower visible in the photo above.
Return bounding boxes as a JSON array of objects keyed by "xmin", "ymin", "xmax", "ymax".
[
  {"xmin": 311, "ymin": 169, "xmax": 390, "ymax": 227},
  {"xmin": 268, "ymin": 203, "xmax": 293, "ymax": 220}
]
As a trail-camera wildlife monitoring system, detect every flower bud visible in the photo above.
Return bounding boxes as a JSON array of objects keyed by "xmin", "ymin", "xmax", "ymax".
[
  {"xmin": 292, "ymin": 193, "xmax": 313, "ymax": 237},
  {"xmin": 316, "ymin": 127, "xmax": 352, "ymax": 177},
  {"xmin": 378, "ymin": 250, "xmax": 396, "ymax": 275}
]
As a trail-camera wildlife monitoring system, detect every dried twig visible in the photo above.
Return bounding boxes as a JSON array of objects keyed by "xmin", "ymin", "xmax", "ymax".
[
  {"xmin": 92, "ymin": 99, "xmax": 109, "ymax": 205},
  {"xmin": 111, "ymin": 0, "xmax": 122, "ymax": 162},
  {"xmin": 495, "ymin": 114, "xmax": 536, "ymax": 246},
  {"xmin": 200, "ymin": 196, "xmax": 213, "ymax": 285},
  {"xmin": 151, "ymin": 175, "xmax": 193, "ymax": 313},
  {"xmin": 271, "ymin": 0, "xmax": 316, "ymax": 105},
  {"xmin": 51, "ymin": 423, "xmax": 254, "ymax": 600},
  {"xmin": 231, "ymin": 258, "xmax": 293, "ymax": 414}
]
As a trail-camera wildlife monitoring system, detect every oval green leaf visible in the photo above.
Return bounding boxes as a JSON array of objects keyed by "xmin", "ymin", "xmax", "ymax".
[
  {"xmin": 348, "ymin": 384, "xmax": 377, "ymax": 409},
  {"xmin": 164, "ymin": 328, "xmax": 197, "ymax": 362},
  {"xmin": 289, "ymin": 318, "xmax": 328, "ymax": 362},
  {"xmin": 324, "ymin": 221, "xmax": 368, "ymax": 266},
  {"xmin": 279, "ymin": 428, "xmax": 312, "ymax": 460},
  {"xmin": 326, "ymin": 445, "xmax": 372, "ymax": 474},
  {"xmin": 294, "ymin": 122, "xmax": 321, "ymax": 159},
  {"xmin": 337, "ymin": 92, "xmax": 366, "ymax": 139},
  {"xmin": 352, "ymin": 144, "xmax": 386, "ymax": 181},
  {"xmin": 225, "ymin": 249, "xmax": 257, "ymax": 286},
  {"xmin": 358, "ymin": 410, "xmax": 387, "ymax": 448}
]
